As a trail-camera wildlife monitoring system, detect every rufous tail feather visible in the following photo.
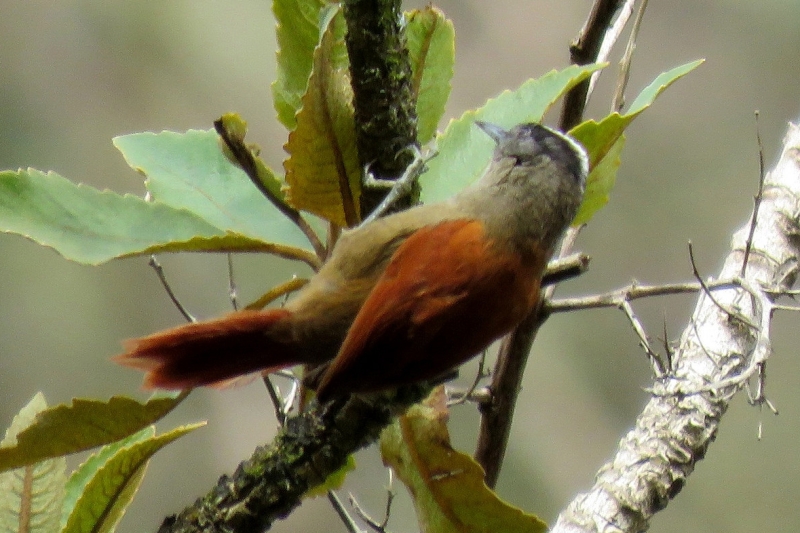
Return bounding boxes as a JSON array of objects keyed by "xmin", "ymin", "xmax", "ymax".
[{"xmin": 114, "ymin": 309, "xmax": 300, "ymax": 389}]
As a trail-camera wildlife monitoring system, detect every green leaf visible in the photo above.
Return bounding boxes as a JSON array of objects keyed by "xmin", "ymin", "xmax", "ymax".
[
  {"xmin": 380, "ymin": 388, "xmax": 547, "ymax": 533},
  {"xmin": 284, "ymin": 7, "xmax": 361, "ymax": 227},
  {"xmin": 627, "ymin": 59, "xmax": 704, "ymax": 115},
  {"xmin": 0, "ymin": 168, "xmax": 290, "ymax": 265},
  {"xmin": 61, "ymin": 429, "xmax": 150, "ymax": 529},
  {"xmin": 272, "ymin": 0, "xmax": 328, "ymax": 129},
  {"xmin": 568, "ymin": 58, "xmax": 702, "ymax": 224},
  {"xmin": 420, "ymin": 63, "xmax": 605, "ymax": 203},
  {"xmin": 405, "ymin": 7, "xmax": 455, "ymax": 144},
  {"xmin": 572, "ymin": 133, "xmax": 625, "ymax": 225},
  {"xmin": 62, "ymin": 424, "xmax": 203, "ymax": 533},
  {"xmin": 0, "ymin": 393, "xmax": 66, "ymax": 533},
  {"xmin": 568, "ymin": 60, "xmax": 703, "ymax": 170},
  {"xmin": 114, "ymin": 129, "xmax": 312, "ymax": 248},
  {"xmin": 0, "ymin": 393, "xmax": 187, "ymax": 474}
]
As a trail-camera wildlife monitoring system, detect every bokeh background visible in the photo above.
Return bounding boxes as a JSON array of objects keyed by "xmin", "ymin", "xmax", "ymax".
[{"xmin": 2, "ymin": 1, "xmax": 800, "ymax": 532}]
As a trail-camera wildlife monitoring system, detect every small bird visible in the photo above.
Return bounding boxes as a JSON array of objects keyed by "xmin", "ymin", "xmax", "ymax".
[{"xmin": 115, "ymin": 121, "xmax": 588, "ymax": 401}]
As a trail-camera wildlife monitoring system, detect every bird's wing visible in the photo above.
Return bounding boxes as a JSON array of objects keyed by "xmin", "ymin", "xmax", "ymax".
[{"xmin": 315, "ymin": 218, "xmax": 539, "ymax": 399}]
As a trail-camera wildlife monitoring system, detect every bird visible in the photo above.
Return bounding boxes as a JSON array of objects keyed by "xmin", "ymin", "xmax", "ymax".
[{"xmin": 115, "ymin": 121, "xmax": 589, "ymax": 401}]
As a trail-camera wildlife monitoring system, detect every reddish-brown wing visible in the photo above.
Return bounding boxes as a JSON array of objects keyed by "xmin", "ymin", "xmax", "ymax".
[{"xmin": 315, "ymin": 219, "xmax": 540, "ymax": 399}]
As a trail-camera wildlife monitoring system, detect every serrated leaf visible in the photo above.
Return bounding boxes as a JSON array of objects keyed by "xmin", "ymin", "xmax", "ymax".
[
  {"xmin": 405, "ymin": 7, "xmax": 455, "ymax": 144},
  {"xmin": 0, "ymin": 169, "xmax": 298, "ymax": 265},
  {"xmin": 0, "ymin": 393, "xmax": 66, "ymax": 533},
  {"xmin": 627, "ymin": 59, "xmax": 704, "ymax": 115},
  {"xmin": 569, "ymin": 60, "xmax": 704, "ymax": 169},
  {"xmin": 568, "ymin": 59, "xmax": 702, "ymax": 224},
  {"xmin": 271, "ymin": 0, "xmax": 328, "ymax": 129},
  {"xmin": 62, "ymin": 424, "xmax": 203, "ymax": 533},
  {"xmin": 284, "ymin": 8, "xmax": 361, "ymax": 227},
  {"xmin": 114, "ymin": 129, "xmax": 313, "ymax": 249},
  {"xmin": 573, "ymin": 133, "xmax": 624, "ymax": 225},
  {"xmin": 0, "ymin": 393, "xmax": 187, "ymax": 474},
  {"xmin": 380, "ymin": 387, "xmax": 547, "ymax": 533},
  {"xmin": 420, "ymin": 63, "xmax": 605, "ymax": 203},
  {"xmin": 61, "ymin": 429, "xmax": 152, "ymax": 529},
  {"xmin": 1, "ymin": 393, "xmax": 47, "ymax": 449}
]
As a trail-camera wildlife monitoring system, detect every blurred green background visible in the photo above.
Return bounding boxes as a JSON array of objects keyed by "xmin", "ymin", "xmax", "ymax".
[{"xmin": 2, "ymin": 1, "xmax": 800, "ymax": 532}]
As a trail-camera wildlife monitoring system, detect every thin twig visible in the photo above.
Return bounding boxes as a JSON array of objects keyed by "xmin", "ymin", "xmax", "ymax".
[
  {"xmin": 771, "ymin": 303, "xmax": 800, "ymax": 312},
  {"xmin": 746, "ymin": 361, "xmax": 778, "ymax": 411},
  {"xmin": 328, "ymin": 222, "xmax": 342, "ymax": 257},
  {"xmin": 688, "ymin": 243, "xmax": 733, "ymax": 316},
  {"xmin": 547, "ymin": 277, "xmax": 753, "ymax": 313},
  {"xmin": 360, "ymin": 146, "xmax": 428, "ymax": 226},
  {"xmin": 741, "ymin": 110, "xmax": 767, "ymax": 277},
  {"xmin": 661, "ymin": 314, "xmax": 674, "ymax": 373},
  {"xmin": 620, "ymin": 300, "xmax": 661, "ymax": 376},
  {"xmin": 227, "ymin": 253, "xmax": 239, "ymax": 311},
  {"xmin": 148, "ymin": 255, "xmax": 195, "ymax": 323},
  {"xmin": 611, "ymin": 0, "xmax": 649, "ymax": 111},
  {"xmin": 262, "ymin": 368, "xmax": 302, "ymax": 426},
  {"xmin": 589, "ymin": 0, "xmax": 635, "ymax": 103},
  {"xmin": 263, "ymin": 376, "xmax": 287, "ymax": 426},
  {"xmin": 328, "ymin": 491, "xmax": 365, "ymax": 533},
  {"xmin": 447, "ymin": 386, "xmax": 492, "ymax": 406},
  {"xmin": 671, "ymin": 276, "xmax": 769, "ymax": 397},
  {"xmin": 348, "ymin": 480, "xmax": 395, "ymax": 533},
  {"xmin": 689, "ymin": 242, "xmax": 758, "ymax": 330},
  {"xmin": 448, "ymin": 351, "xmax": 489, "ymax": 407}
]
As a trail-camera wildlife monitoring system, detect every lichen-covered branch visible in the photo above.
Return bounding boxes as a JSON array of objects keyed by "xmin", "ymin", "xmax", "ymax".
[
  {"xmin": 153, "ymin": 385, "xmax": 431, "ymax": 533},
  {"xmin": 551, "ymin": 122, "xmax": 800, "ymax": 533},
  {"xmin": 341, "ymin": 0, "xmax": 419, "ymax": 218}
]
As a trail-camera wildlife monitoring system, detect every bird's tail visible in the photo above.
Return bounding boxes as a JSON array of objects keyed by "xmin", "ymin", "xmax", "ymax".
[{"xmin": 114, "ymin": 309, "xmax": 302, "ymax": 389}]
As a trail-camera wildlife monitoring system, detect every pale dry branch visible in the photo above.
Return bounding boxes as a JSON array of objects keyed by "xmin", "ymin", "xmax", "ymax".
[
  {"xmin": 548, "ymin": 280, "xmax": 714, "ymax": 312},
  {"xmin": 611, "ymin": 0, "xmax": 649, "ymax": 111},
  {"xmin": 589, "ymin": 0, "xmax": 634, "ymax": 103},
  {"xmin": 550, "ymin": 122, "xmax": 800, "ymax": 533}
]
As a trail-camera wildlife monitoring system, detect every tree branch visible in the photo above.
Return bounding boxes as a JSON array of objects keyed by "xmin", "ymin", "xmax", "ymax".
[
  {"xmin": 154, "ymin": 385, "xmax": 431, "ymax": 533},
  {"xmin": 560, "ymin": 0, "xmax": 626, "ymax": 130},
  {"xmin": 342, "ymin": 0, "xmax": 419, "ymax": 219},
  {"xmin": 475, "ymin": 0, "xmax": 627, "ymax": 488},
  {"xmin": 551, "ymin": 121, "xmax": 800, "ymax": 533}
]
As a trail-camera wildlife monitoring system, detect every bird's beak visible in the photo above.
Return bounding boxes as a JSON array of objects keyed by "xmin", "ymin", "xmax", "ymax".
[{"xmin": 475, "ymin": 121, "xmax": 508, "ymax": 145}]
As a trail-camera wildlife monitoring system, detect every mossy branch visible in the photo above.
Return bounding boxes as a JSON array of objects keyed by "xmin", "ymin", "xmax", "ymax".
[{"xmin": 342, "ymin": 0, "xmax": 419, "ymax": 218}]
